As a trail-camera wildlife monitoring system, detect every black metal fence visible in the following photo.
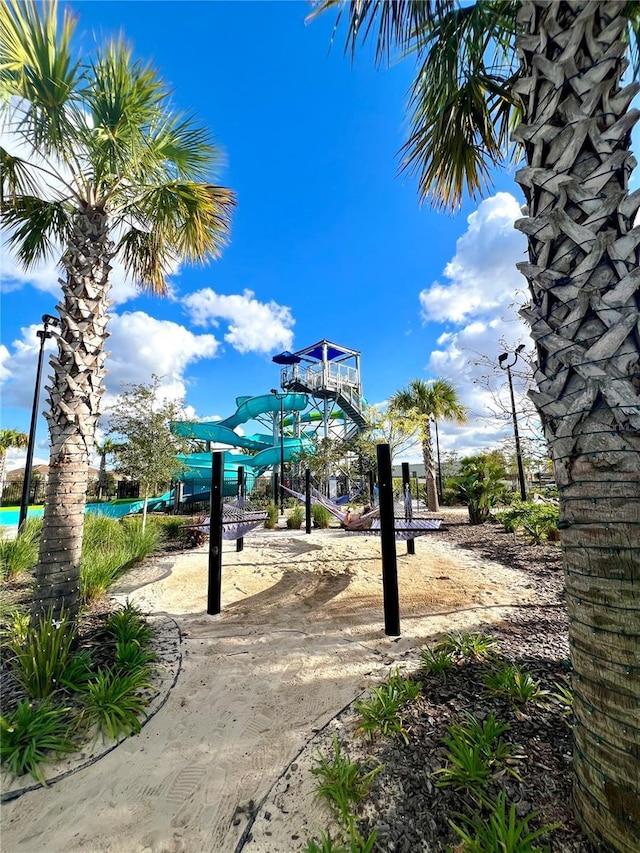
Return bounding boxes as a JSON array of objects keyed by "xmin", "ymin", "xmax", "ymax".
[{"xmin": 1, "ymin": 479, "xmax": 46, "ymax": 508}]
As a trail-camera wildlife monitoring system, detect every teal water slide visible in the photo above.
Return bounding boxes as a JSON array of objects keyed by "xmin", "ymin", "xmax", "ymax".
[{"xmin": 171, "ymin": 392, "xmax": 311, "ymax": 495}]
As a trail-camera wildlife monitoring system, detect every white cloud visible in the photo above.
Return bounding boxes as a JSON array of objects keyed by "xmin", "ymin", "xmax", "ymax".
[
  {"xmin": 183, "ymin": 288, "xmax": 295, "ymax": 354},
  {"xmin": 406, "ymin": 192, "xmax": 543, "ymax": 461},
  {"xmin": 103, "ymin": 311, "xmax": 220, "ymax": 407},
  {"xmin": 419, "ymin": 192, "xmax": 527, "ymax": 325},
  {"xmin": 0, "ymin": 312, "xmax": 220, "ymax": 417}
]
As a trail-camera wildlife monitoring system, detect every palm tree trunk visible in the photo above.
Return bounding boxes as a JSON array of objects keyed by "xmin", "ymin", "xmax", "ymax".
[
  {"xmin": 33, "ymin": 208, "xmax": 113, "ymax": 623},
  {"xmin": 0, "ymin": 451, "xmax": 6, "ymax": 504},
  {"xmin": 97, "ymin": 448, "xmax": 107, "ymax": 501},
  {"xmin": 514, "ymin": 3, "xmax": 640, "ymax": 849},
  {"xmin": 421, "ymin": 427, "xmax": 439, "ymax": 512}
]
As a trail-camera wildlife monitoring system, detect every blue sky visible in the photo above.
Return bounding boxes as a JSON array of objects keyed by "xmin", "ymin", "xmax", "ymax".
[{"xmin": 4, "ymin": 0, "xmax": 629, "ymax": 472}]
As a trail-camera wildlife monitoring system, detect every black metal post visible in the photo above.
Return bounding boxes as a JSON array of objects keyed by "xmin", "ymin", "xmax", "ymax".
[
  {"xmin": 434, "ymin": 419, "xmax": 443, "ymax": 501},
  {"xmin": 236, "ymin": 466, "xmax": 244, "ymax": 553},
  {"xmin": 401, "ymin": 462, "xmax": 415, "ymax": 555},
  {"xmin": 499, "ymin": 347, "xmax": 527, "ymax": 501},
  {"xmin": 305, "ymin": 468, "xmax": 312, "ymax": 534},
  {"xmin": 19, "ymin": 314, "xmax": 58, "ymax": 530},
  {"xmin": 377, "ymin": 444, "xmax": 400, "ymax": 636},
  {"xmin": 270, "ymin": 389, "xmax": 286, "ymax": 515},
  {"xmin": 208, "ymin": 451, "xmax": 224, "ymax": 615},
  {"xmin": 279, "ymin": 397, "xmax": 285, "ymax": 515}
]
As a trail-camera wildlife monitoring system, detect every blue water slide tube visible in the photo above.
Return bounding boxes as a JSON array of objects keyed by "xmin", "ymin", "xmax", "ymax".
[{"xmin": 171, "ymin": 392, "xmax": 309, "ymax": 470}]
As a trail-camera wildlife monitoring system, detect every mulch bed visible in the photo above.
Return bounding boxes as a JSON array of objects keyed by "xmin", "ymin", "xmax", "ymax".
[{"xmin": 341, "ymin": 512, "xmax": 594, "ymax": 852}]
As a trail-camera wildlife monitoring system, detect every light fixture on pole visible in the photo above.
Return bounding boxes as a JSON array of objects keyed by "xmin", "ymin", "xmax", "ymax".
[
  {"xmin": 19, "ymin": 314, "xmax": 60, "ymax": 529},
  {"xmin": 498, "ymin": 344, "xmax": 527, "ymax": 501},
  {"xmin": 433, "ymin": 417, "xmax": 443, "ymax": 501},
  {"xmin": 270, "ymin": 389, "xmax": 286, "ymax": 516}
]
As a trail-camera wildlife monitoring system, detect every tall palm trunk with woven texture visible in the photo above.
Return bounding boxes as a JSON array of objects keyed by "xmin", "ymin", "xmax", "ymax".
[
  {"xmin": 514, "ymin": 3, "xmax": 640, "ymax": 849},
  {"xmin": 34, "ymin": 208, "xmax": 114, "ymax": 623}
]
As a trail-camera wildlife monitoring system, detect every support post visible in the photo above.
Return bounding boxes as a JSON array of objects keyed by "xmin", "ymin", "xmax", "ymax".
[
  {"xmin": 208, "ymin": 451, "xmax": 224, "ymax": 615},
  {"xmin": 236, "ymin": 466, "xmax": 244, "ymax": 553},
  {"xmin": 305, "ymin": 468, "xmax": 312, "ymax": 534},
  {"xmin": 377, "ymin": 444, "xmax": 400, "ymax": 636},
  {"xmin": 273, "ymin": 471, "xmax": 279, "ymax": 516},
  {"xmin": 368, "ymin": 470, "xmax": 376, "ymax": 506},
  {"xmin": 402, "ymin": 462, "xmax": 415, "ymax": 555}
]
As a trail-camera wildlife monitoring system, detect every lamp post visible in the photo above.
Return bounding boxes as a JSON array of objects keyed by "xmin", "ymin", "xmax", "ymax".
[
  {"xmin": 498, "ymin": 345, "xmax": 527, "ymax": 501},
  {"xmin": 270, "ymin": 389, "xmax": 286, "ymax": 515},
  {"xmin": 433, "ymin": 417, "xmax": 443, "ymax": 501},
  {"xmin": 19, "ymin": 313, "xmax": 59, "ymax": 529}
]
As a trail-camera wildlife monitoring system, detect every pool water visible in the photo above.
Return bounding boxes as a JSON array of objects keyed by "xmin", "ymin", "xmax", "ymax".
[{"xmin": 0, "ymin": 500, "xmax": 146, "ymax": 527}]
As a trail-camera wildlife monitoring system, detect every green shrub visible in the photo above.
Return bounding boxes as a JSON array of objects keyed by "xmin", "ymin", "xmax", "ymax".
[
  {"xmin": 355, "ymin": 671, "xmax": 420, "ymax": 744},
  {"xmin": 435, "ymin": 712, "xmax": 523, "ymax": 797},
  {"xmin": 121, "ymin": 517, "xmax": 161, "ymax": 560},
  {"xmin": 78, "ymin": 667, "xmax": 151, "ymax": 739},
  {"xmin": 483, "ymin": 663, "xmax": 547, "ymax": 705},
  {"xmin": 312, "ymin": 735, "xmax": 382, "ymax": 824},
  {"xmin": 80, "ymin": 515, "xmax": 160, "ymax": 604},
  {"xmin": 421, "ymin": 646, "xmax": 456, "ymax": 677},
  {"xmin": 0, "ymin": 518, "xmax": 42, "ymax": 580},
  {"xmin": 8, "ymin": 609, "xmax": 77, "ymax": 699},
  {"xmin": 312, "ymin": 503, "xmax": 331, "ymax": 528},
  {"xmin": 449, "ymin": 791, "xmax": 559, "ymax": 852},
  {"xmin": 264, "ymin": 503, "xmax": 278, "ymax": 529},
  {"xmin": 152, "ymin": 516, "xmax": 186, "ymax": 539},
  {"xmin": 451, "ymin": 455, "xmax": 509, "ymax": 524},
  {"xmin": 114, "ymin": 640, "xmax": 157, "ymax": 674},
  {"xmin": 494, "ymin": 501, "xmax": 559, "ymax": 543},
  {"xmin": 104, "ymin": 601, "xmax": 154, "ymax": 647},
  {"xmin": 0, "ymin": 699, "xmax": 77, "ymax": 781},
  {"xmin": 286, "ymin": 505, "xmax": 304, "ymax": 529},
  {"xmin": 436, "ymin": 632, "xmax": 500, "ymax": 661}
]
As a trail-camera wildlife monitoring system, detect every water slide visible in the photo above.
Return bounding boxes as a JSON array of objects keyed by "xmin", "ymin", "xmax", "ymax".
[{"xmin": 171, "ymin": 392, "xmax": 311, "ymax": 495}]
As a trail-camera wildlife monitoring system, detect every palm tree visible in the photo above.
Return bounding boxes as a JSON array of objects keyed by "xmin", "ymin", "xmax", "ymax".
[
  {"xmin": 389, "ymin": 379, "xmax": 467, "ymax": 511},
  {"xmin": 95, "ymin": 438, "xmax": 120, "ymax": 502},
  {"xmin": 314, "ymin": 2, "xmax": 640, "ymax": 849},
  {"xmin": 0, "ymin": 1, "xmax": 234, "ymax": 622},
  {"xmin": 0, "ymin": 429, "xmax": 29, "ymax": 502}
]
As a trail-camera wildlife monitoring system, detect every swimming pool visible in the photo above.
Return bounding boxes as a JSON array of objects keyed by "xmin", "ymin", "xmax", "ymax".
[{"xmin": 0, "ymin": 500, "xmax": 146, "ymax": 527}]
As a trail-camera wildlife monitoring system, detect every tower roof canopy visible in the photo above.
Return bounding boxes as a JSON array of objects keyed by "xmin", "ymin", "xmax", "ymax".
[{"xmin": 293, "ymin": 339, "xmax": 360, "ymax": 362}]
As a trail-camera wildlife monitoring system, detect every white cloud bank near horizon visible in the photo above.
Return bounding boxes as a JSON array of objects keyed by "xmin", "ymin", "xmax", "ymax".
[{"xmin": 396, "ymin": 192, "xmax": 539, "ymax": 463}]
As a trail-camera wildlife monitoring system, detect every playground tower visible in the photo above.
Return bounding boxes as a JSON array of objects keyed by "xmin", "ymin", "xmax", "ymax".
[{"xmin": 276, "ymin": 340, "xmax": 366, "ymax": 441}]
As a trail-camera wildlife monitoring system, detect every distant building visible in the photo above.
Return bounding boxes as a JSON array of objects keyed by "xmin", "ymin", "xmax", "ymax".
[{"xmin": 392, "ymin": 463, "xmax": 425, "ymax": 480}]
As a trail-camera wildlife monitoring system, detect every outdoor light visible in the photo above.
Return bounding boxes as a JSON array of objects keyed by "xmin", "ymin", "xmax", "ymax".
[
  {"xmin": 432, "ymin": 417, "xmax": 443, "ymax": 501},
  {"xmin": 498, "ymin": 346, "xmax": 527, "ymax": 501},
  {"xmin": 19, "ymin": 313, "xmax": 60, "ymax": 529},
  {"xmin": 270, "ymin": 389, "xmax": 286, "ymax": 515}
]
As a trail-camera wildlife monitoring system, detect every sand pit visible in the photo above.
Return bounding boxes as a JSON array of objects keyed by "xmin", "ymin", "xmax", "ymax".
[{"xmin": 1, "ymin": 517, "xmax": 540, "ymax": 853}]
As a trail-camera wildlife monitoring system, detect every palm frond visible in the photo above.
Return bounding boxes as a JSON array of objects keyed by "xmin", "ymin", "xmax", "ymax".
[
  {"xmin": 116, "ymin": 182, "xmax": 234, "ymax": 291},
  {"xmin": 147, "ymin": 113, "xmax": 222, "ymax": 182},
  {"xmin": 84, "ymin": 38, "xmax": 167, "ymax": 187},
  {"xmin": 128, "ymin": 180, "xmax": 234, "ymax": 261},
  {"xmin": 116, "ymin": 226, "xmax": 172, "ymax": 295},
  {"xmin": 314, "ymin": 0, "xmax": 519, "ymax": 210},
  {"xmin": 308, "ymin": 1, "xmax": 454, "ymax": 64},
  {"xmin": 2, "ymin": 195, "xmax": 70, "ymax": 267},
  {"xmin": 0, "ymin": 0, "xmax": 80, "ymax": 153},
  {"xmin": 402, "ymin": 1, "xmax": 519, "ymax": 208},
  {"xmin": 0, "ymin": 146, "xmax": 41, "ymax": 206},
  {"xmin": 623, "ymin": 1, "xmax": 640, "ymax": 75}
]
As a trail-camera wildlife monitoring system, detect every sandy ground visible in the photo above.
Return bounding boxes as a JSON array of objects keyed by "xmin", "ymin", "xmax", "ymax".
[{"xmin": 1, "ymin": 515, "xmax": 541, "ymax": 853}]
